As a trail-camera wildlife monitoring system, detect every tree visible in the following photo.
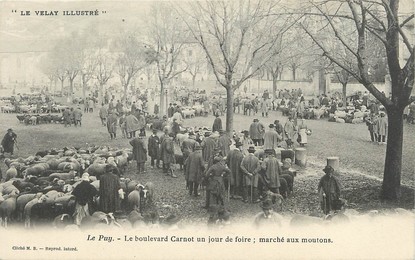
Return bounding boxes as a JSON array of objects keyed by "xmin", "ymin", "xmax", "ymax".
[
  {"xmin": 147, "ymin": 3, "xmax": 189, "ymax": 115},
  {"xmin": 180, "ymin": 0, "xmax": 299, "ymax": 133},
  {"xmin": 115, "ymin": 34, "xmax": 156, "ymax": 103},
  {"xmin": 182, "ymin": 45, "xmax": 206, "ymax": 87},
  {"xmin": 301, "ymin": 0, "xmax": 414, "ymax": 200},
  {"xmin": 95, "ymin": 47, "xmax": 114, "ymax": 105},
  {"xmin": 79, "ymin": 51, "xmax": 97, "ymax": 100}
]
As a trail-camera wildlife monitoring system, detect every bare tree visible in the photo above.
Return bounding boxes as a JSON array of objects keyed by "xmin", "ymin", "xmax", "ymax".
[
  {"xmin": 179, "ymin": 0, "xmax": 299, "ymax": 133},
  {"xmin": 115, "ymin": 34, "xmax": 156, "ymax": 103},
  {"xmin": 301, "ymin": 0, "xmax": 414, "ymax": 200},
  {"xmin": 147, "ymin": 3, "xmax": 189, "ymax": 115},
  {"xmin": 95, "ymin": 48, "xmax": 114, "ymax": 105},
  {"xmin": 182, "ymin": 45, "xmax": 205, "ymax": 87}
]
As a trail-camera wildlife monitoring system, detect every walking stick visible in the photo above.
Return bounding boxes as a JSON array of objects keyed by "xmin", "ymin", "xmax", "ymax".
[{"xmin": 250, "ymin": 174, "xmax": 253, "ymax": 204}]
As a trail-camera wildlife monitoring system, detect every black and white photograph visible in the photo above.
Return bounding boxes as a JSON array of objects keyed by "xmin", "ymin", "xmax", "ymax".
[{"xmin": 0, "ymin": 0, "xmax": 414, "ymax": 259}]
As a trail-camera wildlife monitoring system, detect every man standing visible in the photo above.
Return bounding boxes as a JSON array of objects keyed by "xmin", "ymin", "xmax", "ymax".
[
  {"xmin": 274, "ymin": 120, "xmax": 284, "ymax": 138},
  {"xmin": 201, "ymin": 132, "xmax": 217, "ymax": 168},
  {"xmin": 284, "ymin": 117, "xmax": 297, "ymax": 148},
  {"xmin": 99, "ymin": 103, "xmax": 108, "ymax": 126},
  {"xmin": 167, "ymin": 103, "xmax": 175, "ymax": 118},
  {"xmin": 63, "ymin": 107, "xmax": 72, "ymax": 127},
  {"xmin": 99, "ymin": 164, "xmax": 122, "ymax": 214},
  {"xmin": 106, "ymin": 111, "xmax": 118, "ymax": 140},
  {"xmin": 130, "ymin": 131, "xmax": 147, "ymax": 174},
  {"xmin": 212, "ymin": 114, "xmax": 222, "ymax": 133},
  {"xmin": 148, "ymin": 129, "xmax": 160, "ymax": 168},
  {"xmin": 161, "ymin": 133, "xmax": 177, "ymax": 178},
  {"xmin": 72, "ymin": 173, "xmax": 97, "ymax": 225},
  {"xmin": 240, "ymin": 146, "xmax": 261, "ymax": 203},
  {"xmin": 171, "ymin": 118, "xmax": 181, "ymax": 139},
  {"xmin": 217, "ymin": 130, "xmax": 232, "ymax": 157},
  {"xmin": 253, "ymin": 199, "xmax": 282, "ymax": 228},
  {"xmin": 1, "ymin": 129, "xmax": 17, "ymax": 156},
  {"xmin": 204, "ymin": 157, "xmax": 231, "ymax": 209},
  {"xmin": 226, "ymin": 142, "xmax": 244, "ymax": 199},
  {"xmin": 74, "ymin": 107, "xmax": 83, "ymax": 127},
  {"xmin": 125, "ymin": 113, "xmax": 140, "ymax": 138},
  {"xmin": 261, "ymin": 149, "xmax": 281, "ymax": 194},
  {"xmin": 376, "ymin": 112, "xmax": 388, "ymax": 144},
  {"xmin": 249, "ymin": 119, "xmax": 265, "ymax": 146},
  {"xmin": 318, "ymin": 165, "xmax": 342, "ymax": 215},
  {"xmin": 184, "ymin": 143, "xmax": 205, "ymax": 196},
  {"xmin": 181, "ymin": 133, "xmax": 197, "ymax": 163},
  {"xmin": 263, "ymin": 124, "xmax": 281, "ymax": 151}
]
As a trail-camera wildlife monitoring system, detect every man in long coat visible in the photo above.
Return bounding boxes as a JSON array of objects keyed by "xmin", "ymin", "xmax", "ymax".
[
  {"xmin": 376, "ymin": 112, "xmax": 388, "ymax": 144},
  {"xmin": 1, "ymin": 129, "xmax": 17, "ymax": 155},
  {"xmin": 263, "ymin": 124, "xmax": 281, "ymax": 151},
  {"xmin": 99, "ymin": 165, "xmax": 121, "ymax": 214},
  {"xmin": 130, "ymin": 132, "xmax": 147, "ymax": 174},
  {"xmin": 204, "ymin": 157, "xmax": 231, "ymax": 209},
  {"xmin": 161, "ymin": 133, "xmax": 177, "ymax": 178},
  {"xmin": 72, "ymin": 173, "xmax": 97, "ymax": 225},
  {"xmin": 284, "ymin": 117, "xmax": 297, "ymax": 148},
  {"xmin": 226, "ymin": 142, "xmax": 244, "ymax": 199},
  {"xmin": 217, "ymin": 131, "xmax": 232, "ymax": 157},
  {"xmin": 181, "ymin": 133, "xmax": 197, "ymax": 163},
  {"xmin": 249, "ymin": 119, "xmax": 265, "ymax": 146},
  {"xmin": 74, "ymin": 107, "xmax": 83, "ymax": 127},
  {"xmin": 125, "ymin": 113, "xmax": 140, "ymax": 138},
  {"xmin": 201, "ymin": 132, "xmax": 217, "ymax": 168},
  {"xmin": 63, "ymin": 107, "xmax": 72, "ymax": 127},
  {"xmin": 184, "ymin": 143, "xmax": 205, "ymax": 196},
  {"xmin": 99, "ymin": 104, "xmax": 108, "ymax": 126},
  {"xmin": 148, "ymin": 129, "xmax": 160, "ymax": 168},
  {"xmin": 106, "ymin": 111, "xmax": 118, "ymax": 139},
  {"xmin": 318, "ymin": 165, "xmax": 342, "ymax": 214},
  {"xmin": 261, "ymin": 149, "xmax": 282, "ymax": 194},
  {"xmin": 212, "ymin": 114, "xmax": 222, "ymax": 132},
  {"xmin": 240, "ymin": 146, "xmax": 261, "ymax": 203}
]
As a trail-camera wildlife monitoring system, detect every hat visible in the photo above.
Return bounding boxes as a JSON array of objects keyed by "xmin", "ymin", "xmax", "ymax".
[
  {"xmin": 194, "ymin": 143, "xmax": 202, "ymax": 150},
  {"xmin": 204, "ymin": 132, "xmax": 211, "ymax": 137},
  {"xmin": 253, "ymin": 118, "xmax": 259, "ymax": 122},
  {"xmin": 152, "ymin": 129, "xmax": 158, "ymax": 134},
  {"xmin": 248, "ymin": 146, "xmax": 256, "ymax": 153},
  {"xmin": 168, "ymin": 133, "xmax": 175, "ymax": 137},
  {"xmin": 7, "ymin": 128, "xmax": 13, "ymax": 132},
  {"xmin": 139, "ymin": 131, "xmax": 146, "ymax": 137},
  {"xmin": 213, "ymin": 156, "xmax": 222, "ymax": 164},
  {"xmin": 235, "ymin": 141, "xmax": 243, "ymax": 148},
  {"xmin": 261, "ymin": 199, "xmax": 273, "ymax": 210},
  {"xmin": 323, "ymin": 165, "xmax": 334, "ymax": 174},
  {"xmin": 82, "ymin": 173, "xmax": 90, "ymax": 181},
  {"xmin": 265, "ymin": 149, "xmax": 275, "ymax": 155},
  {"xmin": 269, "ymin": 124, "xmax": 275, "ymax": 128}
]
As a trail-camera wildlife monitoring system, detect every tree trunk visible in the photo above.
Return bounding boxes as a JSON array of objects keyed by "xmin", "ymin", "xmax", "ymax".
[
  {"xmin": 292, "ymin": 67, "xmax": 296, "ymax": 80},
  {"xmin": 123, "ymin": 84, "xmax": 128, "ymax": 104},
  {"xmin": 381, "ymin": 106, "xmax": 404, "ymax": 200},
  {"xmin": 272, "ymin": 76, "xmax": 278, "ymax": 100},
  {"xmin": 225, "ymin": 86, "xmax": 234, "ymax": 134},
  {"xmin": 192, "ymin": 75, "xmax": 196, "ymax": 88},
  {"xmin": 99, "ymin": 83, "xmax": 104, "ymax": 106},
  {"xmin": 159, "ymin": 81, "xmax": 166, "ymax": 116},
  {"xmin": 342, "ymin": 83, "xmax": 347, "ymax": 107},
  {"xmin": 82, "ymin": 82, "xmax": 86, "ymax": 100},
  {"xmin": 60, "ymin": 79, "xmax": 64, "ymax": 93},
  {"xmin": 69, "ymin": 79, "xmax": 74, "ymax": 103}
]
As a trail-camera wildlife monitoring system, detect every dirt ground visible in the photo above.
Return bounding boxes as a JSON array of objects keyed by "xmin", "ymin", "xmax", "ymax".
[{"xmin": 0, "ymin": 108, "xmax": 413, "ymax": 225}]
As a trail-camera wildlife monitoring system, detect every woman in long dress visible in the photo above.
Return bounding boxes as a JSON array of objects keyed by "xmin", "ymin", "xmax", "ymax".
[{"xmin": 297, "ymin": 119, "xmax": 308, "ymax": 146}]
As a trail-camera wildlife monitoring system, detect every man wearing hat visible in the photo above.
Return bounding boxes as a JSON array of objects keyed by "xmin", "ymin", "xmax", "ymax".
[
  {"xmin": 161, "ymin": 133, "xmax": 177, "ymax": 178},
  {"xmin": 318, "ymin": 165, "xmax": 342, "ymax": 214},
  {"xmin": 171, "ymin": 118, "xmax": 181, "ymax": 139},
  {"xmin": 240, "ymin": 146, "xmax": 261, "ymax": 203},
  {"xmin": 249, "ymin": 119, "xmax": 265, "ymax": 146},
  {"xmin": 148, "ymin": 129, "xmax": 161, "ymax": 169},
  {"xmin": 226, "ymin": 141, "xmax": 244, "ymax": 199},
  {"xmin": 181, "ymin": 133, "xmax": 198, "ymax": 163},
  {"xmin": 376, "ymin": 111, "xmax": 388, "ymax": 144},
  {"xmin": 203, "ymin": 156, "xmax": 231, "ymax": 209},
  {"xmin": 167, "ymin": 103, "xmax": 174, "ymax": 118},
  {"xmin": 1, "ymin": 129, "xmax": 17, "ymax": 156},
  {"xmin": 125, "ymin": 112, "xmax": 140, "ymax": 138},
  {"xmin": 99, "ymin": 165, "xmax": 122, "ymax": 214},
  {"xmin": 99, "ymin": 103, "xmax": 108, "ymax": 126},
  {"xmin": 284, "ymin": 117, "xmax": 297, "ymax": 148},
  {"xmin": 106, "ymin": 110, "xmax": 118, "ymax": 139},
  {"xmin": 72, "ymin": 173, "xmax": 97, "ymax": 225},
  {"xmin": 241, "ymin": 130, "xmax": 254, "ymax": 156},
  {"xmin": 201, "ymin": 131, "xmax": 218, "ymax": 169},
  {"xmin": 184, "ymin": 143, "xmax": 205, "ymax": 196},
  {"xmin": 253, "ymin": 199, "xmax": 282, "ymax": 228},
  {"xmin": 212, "ymin": 113, "xmax": 222, "ymax": 133},
  {"xmin": 263, "ymin": 124, "xmax": 281, "ymax": 151},
  {"xmin": 261, "ymin": 149, "xmax": 282, "ymax": 194},
  {"xmin": 274, "ymin": 120, "xmax": 284, "ymax": 136},
  {"xmin": 74, "ymin": 107, "xmax": 83, "ymax": 127},
  {"xmin": 130, "ymin": 131, "xmax": 147, "ymax": 174},
  {"xmin": 217, "ymin": 130, "xmax": 232, "ymax": 157}
]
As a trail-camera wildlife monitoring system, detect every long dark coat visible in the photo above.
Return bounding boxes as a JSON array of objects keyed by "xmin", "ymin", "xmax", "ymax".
[
  {"xmin": 184, "ymin": 150, "xmax": 205, "ymax": 183},
  {"xmin": 240, "ymin": 153, "xmax": 261, "ymax": 187},
  {"xmin": 107, "ymin": 114, "xmax": 118, "ymax": 134},
  {"xmin": 261, "ymin": 157, "xmax": 281, "ymax": 189},
  {"xmin": 130, "ymin": 137, "xmax": 147, "ymax": 163},
  {"xmin": 99, "ymin": 172, "xmax": 121, "ymax": 213},
  {"xmin": 148, "ymin": 135, "xmax": 160, "ymax": 158},
  {"xmin": 181, "ymin": 138, "xmax": 197, "ymax": 160},
  {"xmin": 226, "ymin": 148, "xmax": 244, "ymax": 187},
  {"xmin": 1, "ymin": 132, "xmax": 17, "ymax": 153},
  {"xmin": 249, "ymin": 122, "xmax": 265, "ymax": 140},
  {"xmin": 201, "ymin": 136, "xmax": 217, "ymax": 164},
  {"xmin": 212, "ymin": 117, "xmax": 222, "ymax": 132},
  {"xmin": 161, "ymin": 137, "xmax": 175, "ymax": 164},
  {"xmin": 218, "ymin": 134, "xmax": 232, "ymax": 157},
  {"xmin": 318, "ymin": 174, "xmax": 341, "ymax": 213},
  {"xmin": 205, "ymin": 163, "xmax": 231, "ymax": 196}
]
